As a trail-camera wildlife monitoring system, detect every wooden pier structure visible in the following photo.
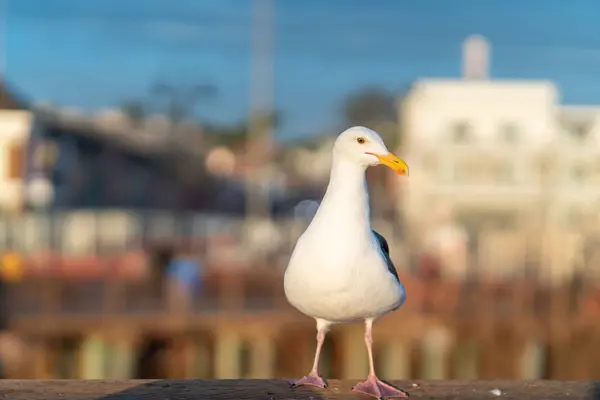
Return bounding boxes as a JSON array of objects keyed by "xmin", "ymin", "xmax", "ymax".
[{"xmin": 3, "ymin": 267, "xmax": 600, "ymax": 381}]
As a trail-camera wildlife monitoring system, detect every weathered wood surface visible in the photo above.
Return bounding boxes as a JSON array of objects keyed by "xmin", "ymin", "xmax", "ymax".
[{"xmin": 0, "ymin": 380, "xmax": 597, "ymax": 400}]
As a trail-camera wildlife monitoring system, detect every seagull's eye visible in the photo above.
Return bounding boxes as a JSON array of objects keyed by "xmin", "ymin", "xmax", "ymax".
[{"xmin": 357, "ymin": 137, "xmax": 366, "ymax": 144}]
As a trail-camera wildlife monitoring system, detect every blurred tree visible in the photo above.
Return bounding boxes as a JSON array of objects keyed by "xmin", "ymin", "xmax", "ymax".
[
  {"xmin": 283, "ymin": 131, "xmax": 330, "ymax": 151},
  {"xmin": 343, "ymin": 86, "xmax": 396, "ymax": 126},
  {"xmin": 342, "ymin": 86, "xmax": 408, "ymax": 149},
  {"xmin": 249, "ymin": 110, "xmax": 281, "ymax": 134},
  {"xmin": 151, "ymin": 81, "xmax": 218, "ymax": 124},
  {"xmin": 203, "ymin": 122, "xmax": 247, "ymax": 148},
  {"xmin": 203, "ymin": 110, "xmax": 282, "ymax": 149},
  {"xmin": 119, "ymin": 100, "xmax": 146, "ymax": 126},
  {"xmin": 247, "ymin": 109, "xmax": 281, "ymax": 147}
]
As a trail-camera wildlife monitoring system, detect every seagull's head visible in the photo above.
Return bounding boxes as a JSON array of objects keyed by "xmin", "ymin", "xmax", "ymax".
[{"xmin": 333, "ymin": 126, "xmax": 409, "ymax": 175}]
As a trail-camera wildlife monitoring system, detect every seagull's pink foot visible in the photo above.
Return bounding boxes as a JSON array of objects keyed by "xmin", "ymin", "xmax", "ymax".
[
  {"xmin": 352, "ymin": 375, "xmax": 409, "ymax": 399},
  {"xmin": 290, "ymin": 372, "xmax": 327, "ymax": 389}
]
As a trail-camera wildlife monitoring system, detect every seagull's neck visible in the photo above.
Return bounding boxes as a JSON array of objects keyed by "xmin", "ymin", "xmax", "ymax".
[{"xmin": 311, "ymin": 156, "xmax": 371, "ymax": 231}]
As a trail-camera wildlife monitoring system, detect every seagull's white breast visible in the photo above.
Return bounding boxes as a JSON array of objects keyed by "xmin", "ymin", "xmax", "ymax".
[{"xmin": 284, "ymin": 223, "xmax": 405, "ymax": 323}]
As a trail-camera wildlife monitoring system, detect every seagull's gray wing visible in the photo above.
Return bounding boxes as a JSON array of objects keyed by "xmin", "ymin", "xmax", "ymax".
[{"xmin": 372, "ymin": 230, "xmax": 400, "ymax": 282}]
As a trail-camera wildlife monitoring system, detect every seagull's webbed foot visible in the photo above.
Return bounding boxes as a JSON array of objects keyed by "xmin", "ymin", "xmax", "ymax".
[
  {"xmin": 352, "ymin": 374, "xmax": 409, "ymax": 399},
  {"xmin": 290, "ymin": 371, "xmax": 328, "ymax": 389}
]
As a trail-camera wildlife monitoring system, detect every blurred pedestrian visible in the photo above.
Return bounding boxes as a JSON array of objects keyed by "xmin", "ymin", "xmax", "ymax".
[
  {"xmin": 147, "ymin": 242, "xmax": 173, "ymax": 300},
  {"xmin": 166, "ymin": 251, "xmax": 204, "ymax": 313}
]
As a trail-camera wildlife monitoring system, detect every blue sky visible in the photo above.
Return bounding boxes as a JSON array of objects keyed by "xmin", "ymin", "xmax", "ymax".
[{"xmin": 6, "ymin": 0, "xmax": 600, "ymax": 140}]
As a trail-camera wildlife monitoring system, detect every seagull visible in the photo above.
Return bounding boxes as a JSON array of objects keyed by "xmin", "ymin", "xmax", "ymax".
[{"xmin": 284, "ymin": 126, "xmax": 410, "ymax": 399}]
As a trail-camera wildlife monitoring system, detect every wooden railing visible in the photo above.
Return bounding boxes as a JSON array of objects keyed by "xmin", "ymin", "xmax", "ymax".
[
  {"xmin": 3, "ymin": 274, "xmax": 600, "ymax": 381},
  {"xmin": 4, "ymin": 272, "xmax": 599, "ymax": 319}
]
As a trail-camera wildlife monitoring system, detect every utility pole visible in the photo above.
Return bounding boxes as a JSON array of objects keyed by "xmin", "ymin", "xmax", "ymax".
[{"xmin": 245, "ymin": 0, "xmax": 275, "ymax": 222}]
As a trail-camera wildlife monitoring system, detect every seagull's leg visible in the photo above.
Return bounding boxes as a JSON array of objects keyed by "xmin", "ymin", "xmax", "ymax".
[
  {"xmin": 352, "ymin": 318, "xmax": 409, "ymax": 399},
  {"xmin": 291, "ymin": 319, "xmax": 329, "ymax": 389}
]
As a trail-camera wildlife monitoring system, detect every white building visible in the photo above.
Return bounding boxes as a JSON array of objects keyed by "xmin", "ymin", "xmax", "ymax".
[
  {"xmin": 0, "ymin": 85, "xmax": 33, "ymax": 213},
  {"xmin": 398, "ymin": 35, "xmax": 600, "ymax": 283}
]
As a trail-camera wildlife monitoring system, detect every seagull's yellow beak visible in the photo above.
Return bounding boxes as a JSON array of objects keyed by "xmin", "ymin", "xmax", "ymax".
[{"xmin": 367, "ymin": 152, "xmax": 409, "ymax": 176}]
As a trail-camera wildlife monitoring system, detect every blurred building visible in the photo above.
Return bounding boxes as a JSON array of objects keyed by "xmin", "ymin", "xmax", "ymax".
[
  {"xmin": 0, "ymin": 82, "xmax": 33, "ymax": 213},
  {"xmin": 24, "ymin": 107, "xmax": 216, "ymax": 211},
  {"xmin": 399, "ymin": 35, "xmax": 600, "ymax": 284}
]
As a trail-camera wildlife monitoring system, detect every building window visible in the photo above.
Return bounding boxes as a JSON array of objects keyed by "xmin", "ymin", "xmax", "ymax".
[
  {"xmin": 500, "ymin": 123, "xmax": 519, "ymax": 143},
  {"xmin": 571, "ymin": 164, "xmax": 586, "ymax": 182},
  {"xmin": 453, "ymin": 160, "xmax": 477, "ymax": 182},
  {"xmin": 571, "ymin": 123, "xmax": 589, "ymax": 141},
  {"xmin": 452, "ymin": 121, "xmax": 472, "ymax": 143},
  {"xmin": 422, "ymin": 154, "xmax": 437, "ymax": 174},
  {"xmin": 6, "ymin": 141, "xmax": 24, "ymax": 180},
  {"xmin": 494, "ymin": 164, "xmax": 514, "ymax": 183},
  {"xmin": 33, "ymin": 140, "xmax": 58, "ymax": 171},
  {"xmin": 594, "ymin": 162, "xmax": 600, "ymax": 183},
  {"xmin": 567, "ymin": 209, "xmax": 583, "ymax": 227},
  {"xmin": 535, "ymin": 156, "xmax": 551, "ymax": 178}
]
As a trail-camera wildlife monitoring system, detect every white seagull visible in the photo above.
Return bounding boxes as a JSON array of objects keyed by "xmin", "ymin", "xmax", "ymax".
[{"xmin": 284, "ymin": 126, "xmax": 410, "ymax": 399}]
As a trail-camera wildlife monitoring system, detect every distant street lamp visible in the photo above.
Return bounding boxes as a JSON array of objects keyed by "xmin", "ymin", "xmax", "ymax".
[
  {"xmin": 242, "ymin": 0, "xmax": 276, "ymax": 264},
  {"xmin": 245, "ymin": 0, "xmax": 275, "ymax": 222}
]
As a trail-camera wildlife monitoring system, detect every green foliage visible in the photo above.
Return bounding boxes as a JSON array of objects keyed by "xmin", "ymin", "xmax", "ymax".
[
  {"xmin": 119, "ymin": 80, "xmax": 411, "ymax": 150},
  {"xmin": 342, "ymin": 86, "xmax": 397, "ymax": 127},
  {"xmin": 151, "ymin": 81, "xmax": 218, "ymax": 124},
  {"xmin": 119, "ymin": 100, "xmax": 146, "ymax": 125},
  {"xmin": 342, "ymin": 85, "xmax": 408, "ymax": 149},
  {"xmin": 203, "ymin": 109, "xmax": 282, "ymax": 149},
  {"xmin": 202, "ymin": 121, "xmax": 247, "ymax": 148}
]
